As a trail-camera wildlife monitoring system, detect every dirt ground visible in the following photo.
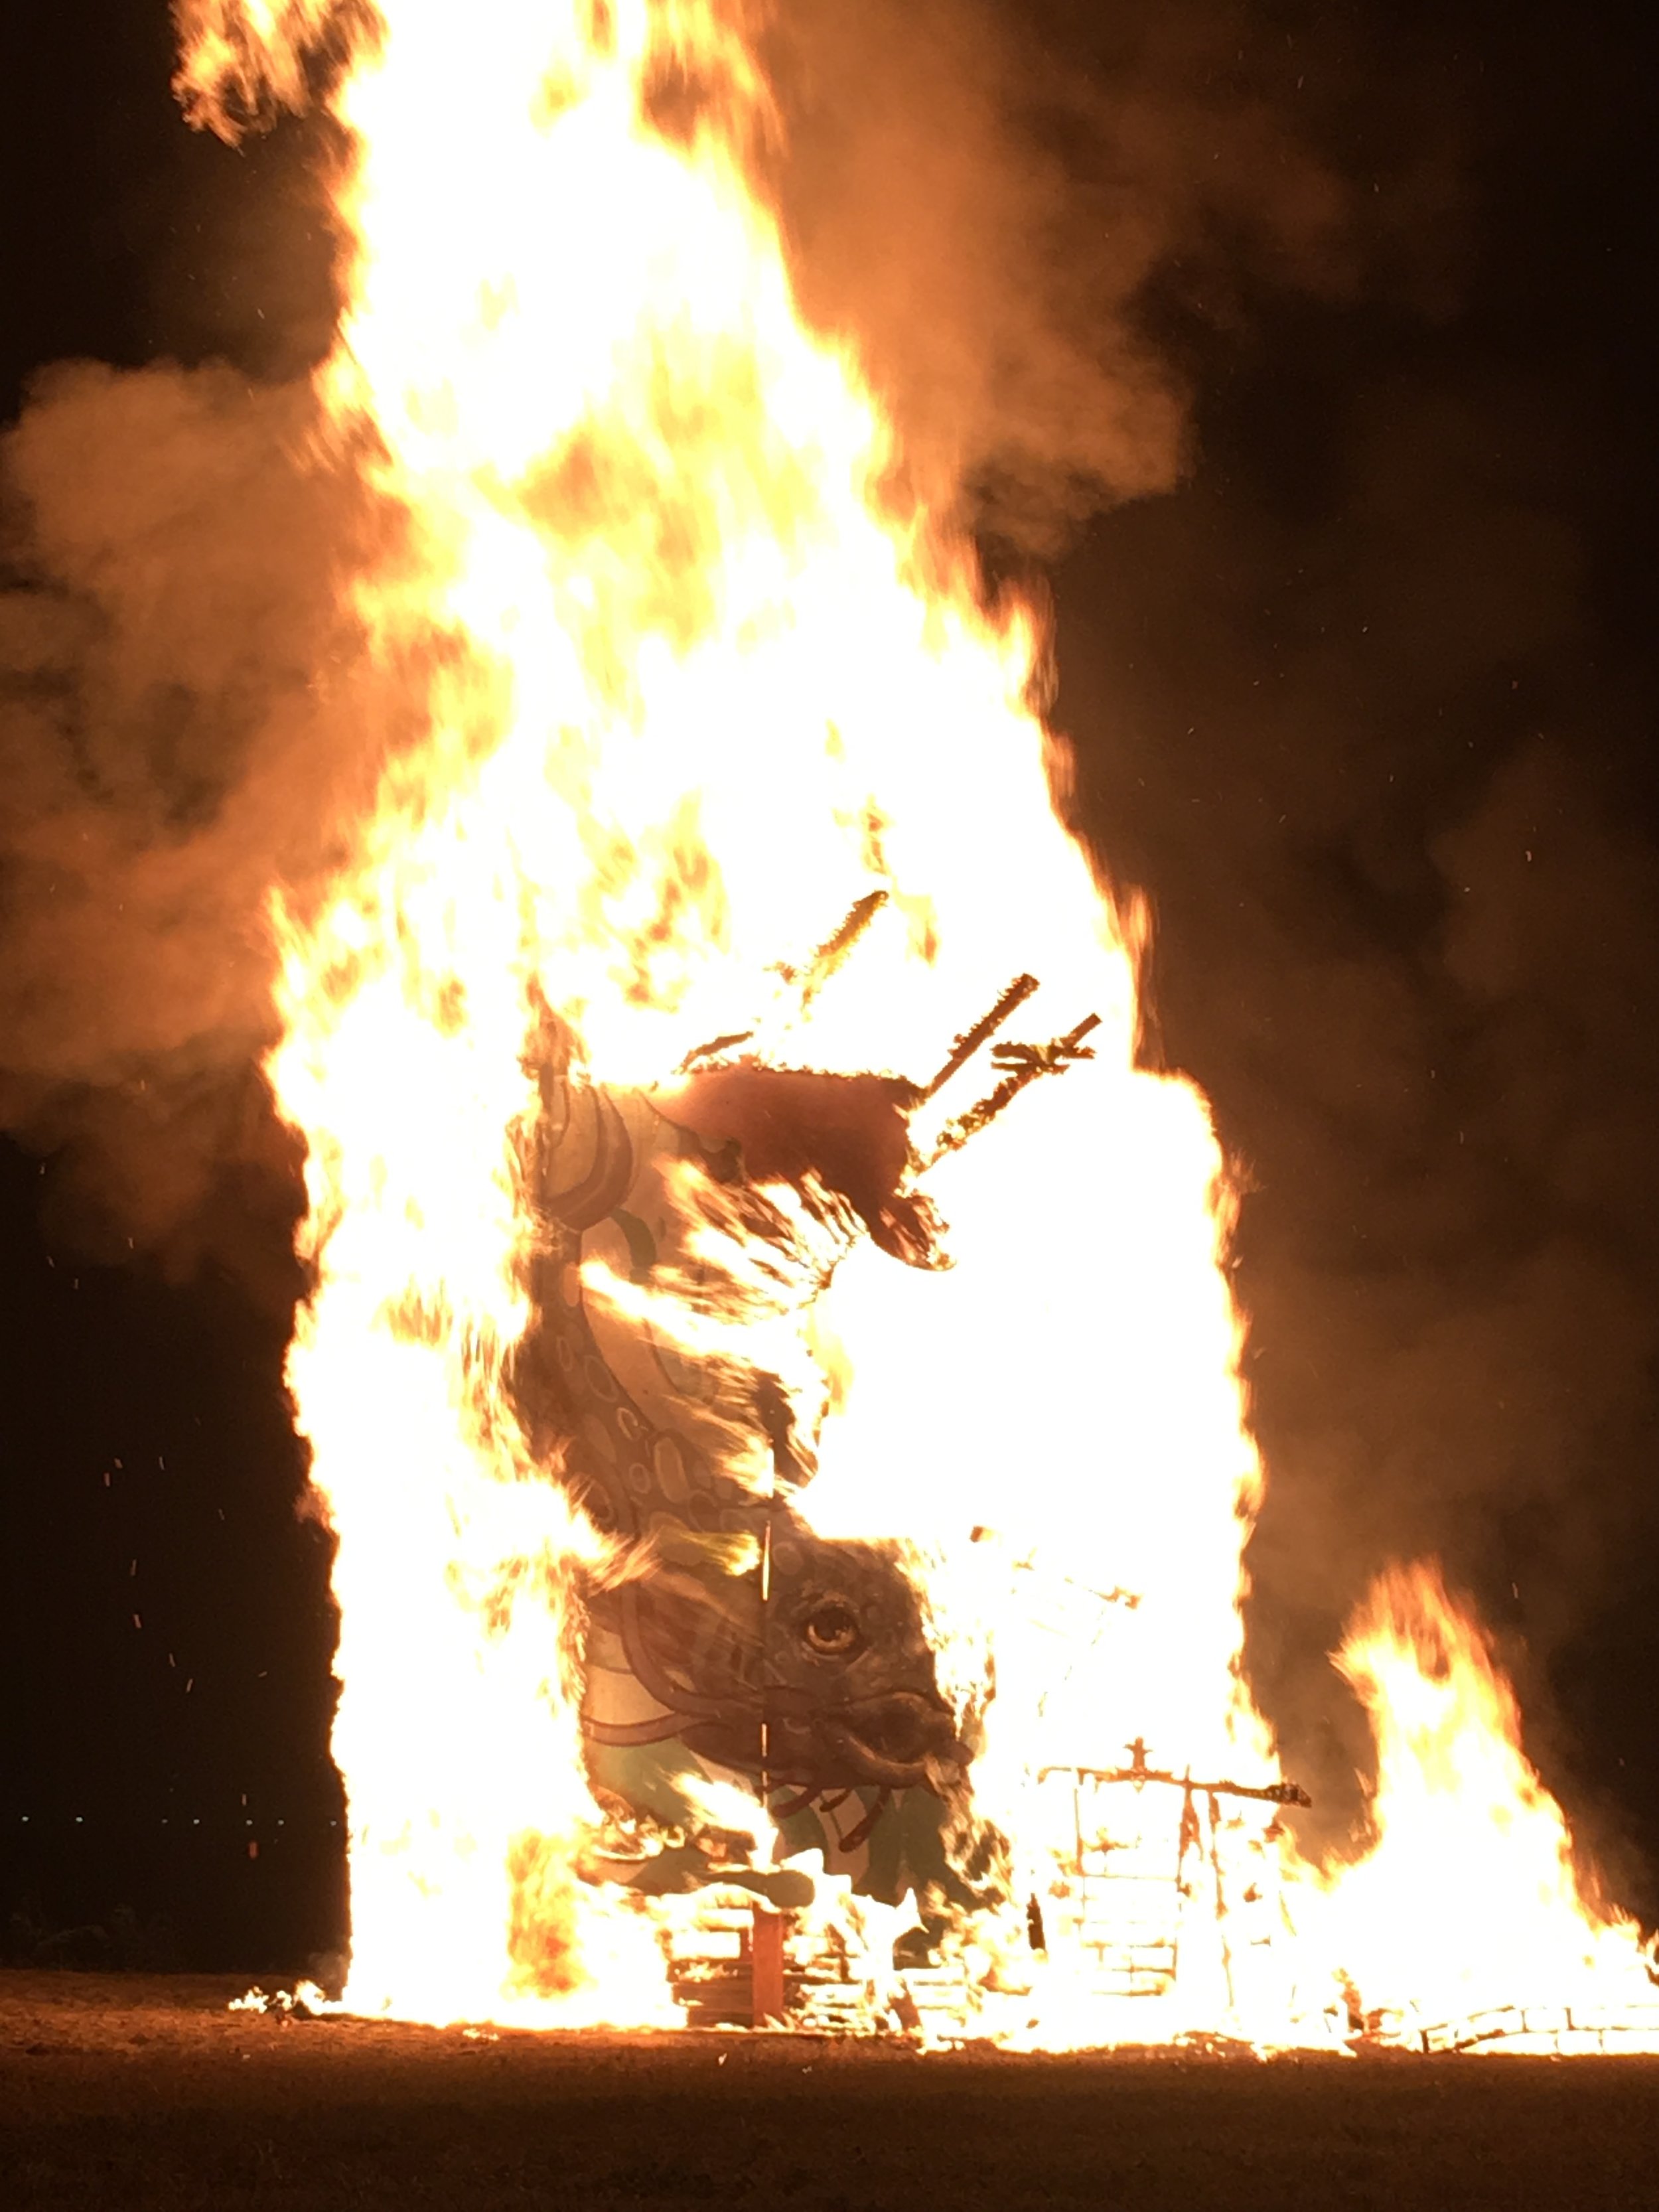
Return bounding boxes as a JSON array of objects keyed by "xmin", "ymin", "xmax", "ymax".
[{"xmin": 4, "ymin": 1972, "xmax": 1658, "ymax": 2210}]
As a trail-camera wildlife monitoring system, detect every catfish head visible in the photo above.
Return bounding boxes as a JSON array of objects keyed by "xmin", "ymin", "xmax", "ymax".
[
  {"xmin": 602, "ymin": 1512, "xmax": 967, "ymax": 1802},
  {"xmin": 762, "ymin": 1518, "xmax": 967, "ymax": 1796}
]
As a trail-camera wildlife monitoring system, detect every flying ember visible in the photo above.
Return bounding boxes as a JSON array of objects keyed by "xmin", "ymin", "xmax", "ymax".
[{"xmin": 174, "ymin": 0, "xmax": 1659, "ymax": 2048}]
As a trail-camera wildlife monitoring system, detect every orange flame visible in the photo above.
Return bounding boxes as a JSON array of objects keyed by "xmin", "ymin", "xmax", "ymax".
[
  {"xmin": 173, "ymin": 0, "xmax": 1654, "ymax": 2045},
  {"xmin": 1301, "ymin": 1564, "xmax": 1656, "ymax": 2043}
]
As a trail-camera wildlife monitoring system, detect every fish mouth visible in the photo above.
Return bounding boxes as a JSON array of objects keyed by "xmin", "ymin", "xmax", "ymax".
[{"xmin": 814, "ymin": 1690, "xmax": 966, "ymax": 1791}]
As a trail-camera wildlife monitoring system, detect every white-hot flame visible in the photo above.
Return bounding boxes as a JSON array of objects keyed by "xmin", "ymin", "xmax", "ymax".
[{"xmin": 175, "ymin": 0, "xmax": 1655, "ymax": 2045}]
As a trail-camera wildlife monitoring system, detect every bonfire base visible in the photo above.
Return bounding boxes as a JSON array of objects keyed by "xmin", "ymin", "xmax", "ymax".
[{"xmin": 6, "ymin": 1972, "xmax": 1659, "ymax": 2210}]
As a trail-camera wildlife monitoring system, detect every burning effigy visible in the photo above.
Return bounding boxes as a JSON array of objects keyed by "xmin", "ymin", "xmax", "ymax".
[
  {"xmin": 519, "ymin": 1003, "xmax": 972, "ymax": 1901},
  {"xmin": 173, "ymin": 0, "xmax": 1659, "ymax": 2050}
]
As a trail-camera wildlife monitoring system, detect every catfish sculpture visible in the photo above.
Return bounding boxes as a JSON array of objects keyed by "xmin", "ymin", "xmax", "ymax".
[
  {"xmin": 512, "ymin": 1021, "xmax": 974, "ymax": 1912},
  {"xmin": 512, "ymin": 939, "xmax": 1096, "ymax": 1919}
]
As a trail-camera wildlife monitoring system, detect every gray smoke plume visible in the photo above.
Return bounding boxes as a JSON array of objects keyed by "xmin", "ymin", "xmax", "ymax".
[
  {"xmin": 0, "ymin": 360, "xmax": 396, "ymax": 1291},
  {"xmin": 764, "ymin": 0, "xmax": 1358, "ymax": 544},
  {"xmin": 1057, "ymin": 340, "xmax": 1659, "ymax": 1903}
]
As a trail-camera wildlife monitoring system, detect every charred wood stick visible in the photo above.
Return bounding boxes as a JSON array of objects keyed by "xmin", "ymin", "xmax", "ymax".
[
  {"xmin": 922, "ymin": 972, "xmax": 1040, "ymax": 1100},
  {"xmin": 677, "ymin": 893, "xmax": 898, "ymax": 1074},
  {"xmin": 779, "ymin": 889, "xmax": 889, "ymax": 1010},
  {"xmin": 1037, "ymin": 1760, "xmax": 1311, "ymax": 1809},
  {"xmin": 988, "ymin": 1013, "xmax": 1103, "ymax": 1076},
  {"xmin": 676, "ymin": 895, "xmax": 891, "ymax": 1074},
  {"xmin": 924, "ymin": 1011, "xmax": 1101, "ymax": 1167}
]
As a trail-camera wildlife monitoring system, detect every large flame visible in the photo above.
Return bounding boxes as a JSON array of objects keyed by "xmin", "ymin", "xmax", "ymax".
[
  {"xmin": 174, "ymin": 0, "xmax": 1654, "ymax": 2045},
  {"xmin": 1297, "ymin": 1564, "xmax": 1657, "ymax": 2045}
]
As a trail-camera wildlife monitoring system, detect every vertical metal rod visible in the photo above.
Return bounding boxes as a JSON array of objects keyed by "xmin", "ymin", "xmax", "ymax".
[
  {"xmin": 1206, "ymin": 1790, "xmax": 1235, "ymax": 2012},
  {"xmin": 752, "ymin": 1491, "xmax": 787, "ymax": 2026}
]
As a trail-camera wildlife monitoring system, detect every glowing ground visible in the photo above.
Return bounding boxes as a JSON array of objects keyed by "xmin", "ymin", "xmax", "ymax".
[{"xmin": 5, "ymin": 1972, "xmax": 1658, "ymax": 2209}]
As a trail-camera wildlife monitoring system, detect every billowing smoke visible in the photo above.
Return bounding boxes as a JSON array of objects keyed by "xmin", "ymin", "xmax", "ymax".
[
  {"xmin": 763, "ymin": 0, "xmax": 1356, "ymax": 543},
  {"xmin": 0, "ymin": 361, "xmax": 392, "ymax": 1294}
]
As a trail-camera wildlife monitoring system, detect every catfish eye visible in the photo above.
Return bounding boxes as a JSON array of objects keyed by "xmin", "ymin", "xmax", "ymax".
[{"xmin": 800, "ymin": 1599, "xmax": 862, "ymax": 1657}]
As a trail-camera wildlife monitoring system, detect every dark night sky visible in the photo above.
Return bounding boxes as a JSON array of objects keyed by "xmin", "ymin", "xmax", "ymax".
[{"xmin": 2, "ymin": 0, "xmax": 1656, "ymax": 1970}]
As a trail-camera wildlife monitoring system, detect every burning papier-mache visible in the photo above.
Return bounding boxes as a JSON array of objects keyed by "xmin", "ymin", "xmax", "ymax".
[{"xmin": 512, "ymin": 953, "xmax": 1095, "ymax": 1923}]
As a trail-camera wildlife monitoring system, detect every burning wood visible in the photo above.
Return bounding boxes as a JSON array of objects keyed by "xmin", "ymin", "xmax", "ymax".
[
  {"xmin": 776, "ymin": 891, "xmax": 893, "ymax": 1015},
  {"xmin": 924, "ymin": 1013, "xmax": 1103, "ymax": 1167},
  {"xmin": 1040, "ymin": 1745, "xmax": 1311, "ymax": 1810},
  {"xmin": 919, "ymin": 973, "xmax": 1041, "ymax": 1100}
]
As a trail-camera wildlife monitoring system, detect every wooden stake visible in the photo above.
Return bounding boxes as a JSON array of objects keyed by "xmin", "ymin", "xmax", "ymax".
[{"xmin": 751, "ymin": 1905, "xmax": 786, "ymax": 2026}]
